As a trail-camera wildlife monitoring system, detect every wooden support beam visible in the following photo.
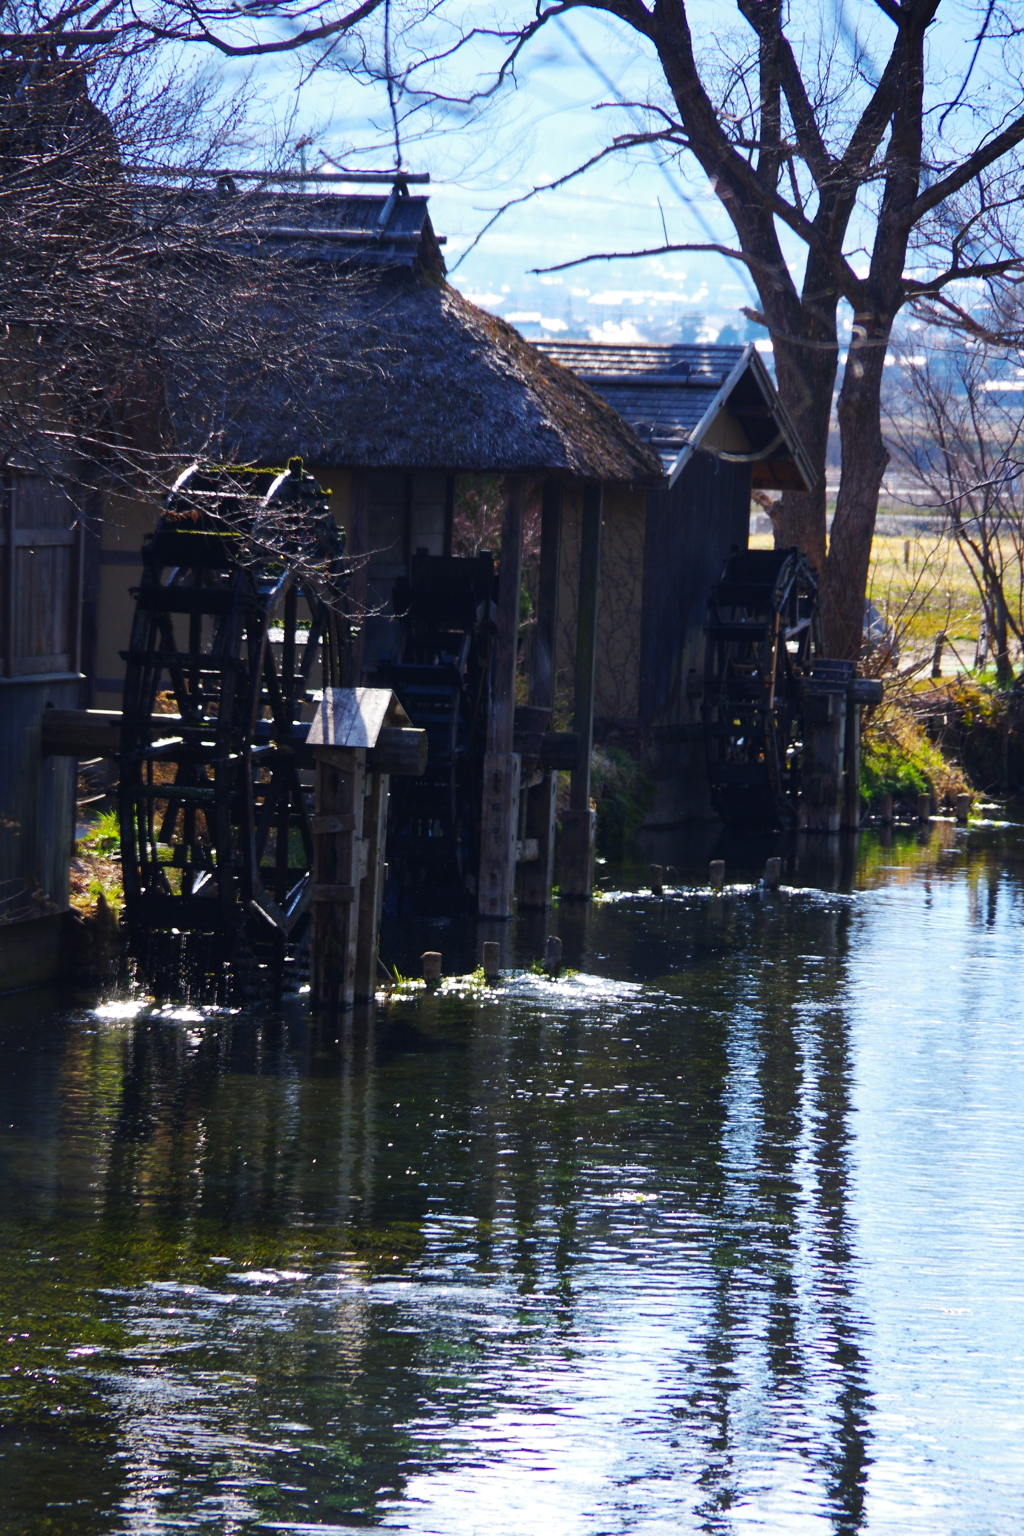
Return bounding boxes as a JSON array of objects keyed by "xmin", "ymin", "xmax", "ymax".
[
  {"xmin": 354, "ymin": 769, "xmax": 389, "ymax": 1001},
  {"xmin": 487, "ymin": 476, "xmax": 526, "ymax": 757},
  {"xmin": 561, "ymin": 482, "xmax": 602, "ymax": 899},
  {"xmin": 517, "ymin": 479, "xmax": 562, "ymax": 910},
  {"xmin": 479, "ymin": 751, "xmax": 521, "ymax": 918},
  {"xmin": 842, "ymin": 701, "xmax": 861, "ymax": 831},
  {"xmin": 41, "ymin": 708, "xmax": 122, "ymax": 756},
  {"xmin": 479, "ymin": 476, "xmax": 526, "ymax": 917},
  {"xmin": 310, "ymin": 747, "xmax": 365, "ymax": 1010},
  {"xmin": 800, "ymin": 691, "xmax": 847, "ymax": 834},
  {"xmin": 349, "ymin": 470, "xmax": 370, "ymax": 683},
  {"xmin": 531, "ymin": 479, "xmax": 562, "ymax": 711},
  {"xmin": 40, "ymin": 707, "xmax": 427, "ymax": 774},
  {"xmin": 305, "ymin": 689, "xmax": 416, "ymax": 1006},
  {"xmin": 517, "ymin": 769, "xmax": 558, "ymax": 908},
  {"xmin": 3, "ymin": 478, "xmax": 13, "ymax": 679}
]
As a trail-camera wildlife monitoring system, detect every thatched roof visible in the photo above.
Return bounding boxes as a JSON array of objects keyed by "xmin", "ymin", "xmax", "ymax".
[{"xmin": 160, "ymin": 189, "xmax": 663, "ymax": 484}]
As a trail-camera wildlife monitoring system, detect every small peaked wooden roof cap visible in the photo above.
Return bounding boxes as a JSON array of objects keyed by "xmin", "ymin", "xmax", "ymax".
[
  {"xmin": 536, "ymin": 340, "xmax": 817, "ymax": 492},
  {"xmin": 307, "ymin": 687, "xmax": 411, "ymax": 750}
]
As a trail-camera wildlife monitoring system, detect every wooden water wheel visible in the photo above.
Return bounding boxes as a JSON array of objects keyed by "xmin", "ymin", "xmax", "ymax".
[
  {"xmin": 703, "ymin": 546, "xmax": 823, "ymax": 827},
  {"xmin": 118, "ymin": 459, "xmax": 349, "ymax": 968}
]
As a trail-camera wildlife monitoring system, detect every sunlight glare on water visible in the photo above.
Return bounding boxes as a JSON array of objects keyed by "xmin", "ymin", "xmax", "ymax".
[{"xmin": 1, "ymin": 823, "xmax": 1023, "ymax": 1534}]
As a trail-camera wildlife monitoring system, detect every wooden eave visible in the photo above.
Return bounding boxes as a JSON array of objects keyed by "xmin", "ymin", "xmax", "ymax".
[{"xmin": 670, "ymin": 345, "xmax": 818, "ymax": 494}]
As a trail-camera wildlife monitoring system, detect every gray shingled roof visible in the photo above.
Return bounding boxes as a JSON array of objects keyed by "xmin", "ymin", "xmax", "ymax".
[{"xmin": 535, "ymin": 340, "xmax": 816, "ymax": 491}]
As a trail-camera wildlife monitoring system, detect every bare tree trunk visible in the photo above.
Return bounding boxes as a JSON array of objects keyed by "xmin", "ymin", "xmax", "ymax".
[
  {"xmin": 824, "ymin": 331, "xmax": 890, "ymax": 658},
  {"xmin": 764, "ymin": 251, "xmax": 841, "ymax": 581},
  {"xmin": 770, "ymin": 340, "xmax": 836, "ymax": 575},
  {"xmin": 994, "ymin": 589, "xmax": 1012, "ymax": 684}
]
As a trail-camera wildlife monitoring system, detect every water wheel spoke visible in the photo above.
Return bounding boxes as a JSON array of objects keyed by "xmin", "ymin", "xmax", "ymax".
[{"xmin": 254, "ymin": 775, "xmax": 280, "ymax": 862}]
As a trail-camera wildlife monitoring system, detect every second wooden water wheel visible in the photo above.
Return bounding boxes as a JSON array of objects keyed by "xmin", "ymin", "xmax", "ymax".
[{"xmin": 703, "ymin": 546, "xmax": 823, "ymax": 827}]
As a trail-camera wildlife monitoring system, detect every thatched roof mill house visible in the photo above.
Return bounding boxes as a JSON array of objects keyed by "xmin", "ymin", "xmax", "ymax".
[
  {"xmin": 86, "ymin": 176, "xmax": 662, "ymax": 926},
  {"xmin": 537, "ymin": 339, "xmax": 817, "ymax": 825},
  {"xmin": 2, "ymin": 169, "xmax": 818, "ymax": 991}
]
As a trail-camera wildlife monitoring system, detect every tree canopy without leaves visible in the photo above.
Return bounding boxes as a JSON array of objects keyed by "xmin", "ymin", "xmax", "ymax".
[
  {"xmin": 0, "ymin": 0, "xmax": 385, "ymax": 61},
  {"xmin": 0, "ymin": 14, "xmax": 384, "ymax": 607},
  {"xmin": 887, "ymin": 335, "xmax": 1024, "ymax": 683},
  {"xmin": 404, "ymin": 1, "xmax": 1024, "ymax": 657},
  {"xmin": 9, "ymin": 1, "xmax": 1024, "ymax": 664}
]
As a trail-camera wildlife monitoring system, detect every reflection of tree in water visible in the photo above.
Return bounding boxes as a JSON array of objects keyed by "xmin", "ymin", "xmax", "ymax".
[{"xmin": 678, "ymin": 897, "xmax": 872, "ymax": 1532}]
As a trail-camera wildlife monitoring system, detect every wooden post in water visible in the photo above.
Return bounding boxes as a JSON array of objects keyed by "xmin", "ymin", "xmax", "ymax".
[
  {"xmin": 544, "ymin": 934, "xmax": 563, "ymax": 975},
  {"xmin": 308, "ymin": 688, "xmax": 426, "ymax": 1008},
  {"xmin": 354, "ymin": 764, "xmax": 389, "ymax": 1001},
  {"xmin": 800, "ymin": 663, "xmax": 853, "ymax": 833},
  {"xmin": 560, "ymin": 482, "xmax": 603, "ymax": 899},
  {"xmin": 842, "ymin": 700, "xmax": 861, "ymax": 830},
  {"xmin": 518, "ymin": 479, "xmax": 562, "ymax": 910},
  {"xmin": 478, "ymin": 477, "xmax": 526, "ymax": 919},
  {"xmin": 482, "ymin": 941, "xmax": 501, "ymax": 980},
  {"xmin": 311, "ymin": 748, "xmax": 364, "ymax": 1010}
]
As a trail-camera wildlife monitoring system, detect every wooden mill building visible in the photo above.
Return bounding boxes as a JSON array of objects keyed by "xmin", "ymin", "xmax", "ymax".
[
  {"xmin": 537, "ymin": 340, "xmax": 816, "ymax": 824},
  {"xmin": 91, "ymin": 191, "xmax": 817, "ymax": 836}
]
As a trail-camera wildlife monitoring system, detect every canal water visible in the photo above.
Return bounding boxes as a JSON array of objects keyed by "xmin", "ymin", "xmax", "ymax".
[{"xmin": 2, "ymin": 821, "xmax": 1024, "ymax": 1535}]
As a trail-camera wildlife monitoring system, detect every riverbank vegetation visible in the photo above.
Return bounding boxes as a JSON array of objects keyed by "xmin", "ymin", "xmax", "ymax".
[
  {"xmin": 70, "ymin": 810, "xmax": 123, "ymax": 921},
  {"xmin": 859, "ymin": 698, "xmax": 969, "ymax": 808}
]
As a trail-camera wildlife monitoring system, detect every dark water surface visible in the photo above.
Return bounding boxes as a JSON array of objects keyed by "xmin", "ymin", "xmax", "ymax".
[{"xmin": 2, "ymin": 823, "xmax": 1024, "ymax": 1535}]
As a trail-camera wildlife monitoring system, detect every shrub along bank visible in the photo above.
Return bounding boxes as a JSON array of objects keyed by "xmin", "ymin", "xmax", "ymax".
[
  {"xmin": 915, "ymin": 679, "xmax": 1024, "ymax": 797},
  {"xmin": 860, "ymin": 701, "xmax": 969, "ymax": 808},
  {"xmin": 859, "ymin": 677, "xmax": 1024, "ymax": 809}
]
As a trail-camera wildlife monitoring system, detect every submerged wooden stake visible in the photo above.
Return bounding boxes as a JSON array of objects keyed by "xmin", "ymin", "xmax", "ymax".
[
  {"xmin": 422, "ymin": 951, "xmax": 442, "ymax": 983},
  {"xmin": 763, "ymin": 856, "xmax": 781, "ymax": 889},
  {"xmin": 917, "ymin": 793, "xmax": 931, "ymax": 822},
  {"xmin": 482, "ymin": 941, "xmax": 501, "ymax": 981},
  {"xmin": 709, "ymin": 859, "xmax": 725, "ymax": 891},
  {"xmin": 955, "ymin": 793, "xmax": 971, "ymax": 824},
  {"xmin": 649, "ymin": 863, "xmax": 664, "ymax": 896},
  {"xmin": 544, "ymin": 934, "xmax": 563, "ymax": 976}
]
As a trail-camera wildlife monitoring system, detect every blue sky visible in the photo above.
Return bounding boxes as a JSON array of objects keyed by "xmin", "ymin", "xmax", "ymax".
[
  {"xmin": 219, "ymin": 1, "xmax": 1013, "ymax": 351},
  {"xmin": 281, "ymin": 5, "xmax": 774, "ymax": 345}
]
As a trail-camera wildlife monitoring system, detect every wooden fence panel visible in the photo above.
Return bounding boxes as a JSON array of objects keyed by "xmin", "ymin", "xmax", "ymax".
[{"xmin": 1, "ymin": 476, "xmax": 80, "ymax": 678}]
